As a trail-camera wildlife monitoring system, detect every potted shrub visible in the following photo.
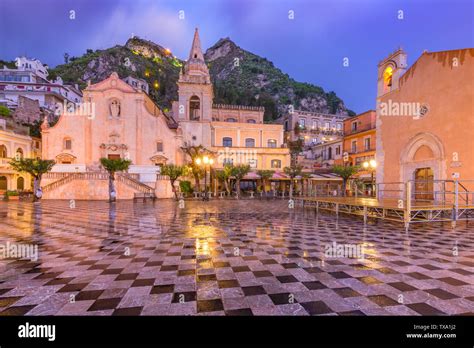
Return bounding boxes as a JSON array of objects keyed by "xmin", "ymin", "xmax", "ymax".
[{"xmin": 6, "ymin": 190, "xmax": 20, "ymax": 201}]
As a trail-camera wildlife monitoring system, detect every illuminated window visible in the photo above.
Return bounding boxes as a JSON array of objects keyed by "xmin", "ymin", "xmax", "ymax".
[
  {"xmin": 247, "ymin": 119, "xmax": 256, "ymax": 124},
  {"xmin": 0, "ymin": 145, "xmax": 7, "ymax": 158},
  {"xmin": 383, "ymin": 66, "xmax": 393, "ymax": 90},
  {"xmin": 267, "ymin": 139, "xmax": 277, "ymax": 148},
  {"xmin": 271, "ymin": 159, "xmax": 281, "ymax": 169}
]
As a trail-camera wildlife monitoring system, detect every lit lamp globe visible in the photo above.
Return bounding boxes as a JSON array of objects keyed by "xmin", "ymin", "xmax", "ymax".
[
  {"xmin": 369, "ymin": 159, "xmax": 377, "ymax": 168},
  {"xmin": 363, "ymin": 161, "xmax": 369, "ymax": 169},
  {"xmin": 209, "ymin": 158, "xmax": 214, "ymax": 165},
  {"xmin": 203, "ymin": 156, "xmax": 209, "ymax": 164},
  {"xmin": 195, "ymin": 158, "xmax": 201, "ymax": 165}
]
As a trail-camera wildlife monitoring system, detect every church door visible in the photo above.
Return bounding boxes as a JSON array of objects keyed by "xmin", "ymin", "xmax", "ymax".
[{"xmin": 414, "ymin": 168, "xmax": 434, "ymax": 201}]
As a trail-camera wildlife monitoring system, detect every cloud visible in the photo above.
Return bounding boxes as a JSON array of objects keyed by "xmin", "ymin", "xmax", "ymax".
[{"xmin": 88, "ymin": 2, "xmax": 190, "ymax": 57}]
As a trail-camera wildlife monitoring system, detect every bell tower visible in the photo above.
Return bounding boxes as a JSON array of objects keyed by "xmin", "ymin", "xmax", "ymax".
[
  {"xmin": 176, "ymin": 28, "xmax": 213, "ymax": 123},
  {"xmin": 174, "ymin": 28, "xmax": 214, "ymax": 148},
  {"xmin": 376, "ymin": 48, "xmax": 408, "ymax": 98}
]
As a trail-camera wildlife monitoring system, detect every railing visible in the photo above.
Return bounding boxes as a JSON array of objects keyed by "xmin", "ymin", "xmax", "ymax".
[
  {"xmin": 42, "ymin": 174, "xmax": 74, "ymax": 192},
  {"xmin": 377, "ymin": 179, "xmax": 474, "ymax": 206},
  {"xmin": 117, "ymin": 173, "xmax": 155, "ymax": 194},
  {"xmin": 42, "ymin": 172, "xmax": 108, "ymax": 192}
]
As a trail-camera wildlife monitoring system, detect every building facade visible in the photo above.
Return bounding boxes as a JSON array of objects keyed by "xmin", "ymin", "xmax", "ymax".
[
  {"xmin": 277, "ymin": 110, "xmax": 346, "ymax": 146},
  {"xmin": 0, "ymin": 57, "xmax": 83, "ymax": 122},
  {"xmin": 40, "ymin": 28, "xmax": 290, "ymax": 199},
  {"xmin": 376, "ymin": 48, "xmax": 474, "ymax": 199},
  {"xmin": 0, "ymin": 118, "xmax": 41, "ymax": 193}
]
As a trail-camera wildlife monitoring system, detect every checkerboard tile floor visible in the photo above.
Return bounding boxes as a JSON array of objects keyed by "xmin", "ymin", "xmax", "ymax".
[{"xmin": 0, "ymin": 199, "xmax": 473, "ymax": 316}]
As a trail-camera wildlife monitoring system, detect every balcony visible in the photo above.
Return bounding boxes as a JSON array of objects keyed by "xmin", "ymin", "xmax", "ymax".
[
  {"xmin": 348, "ymin": 124, "xmax": 375, "ymax": 135},
  {"xmin": 347, "ymin": 146, "xmax": 376, "ymax": 155}
]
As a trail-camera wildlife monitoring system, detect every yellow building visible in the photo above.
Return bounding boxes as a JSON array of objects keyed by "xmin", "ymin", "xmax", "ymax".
[{"xmin": 0, "ymin": 118, "xmax": 41, "ymax": 194}]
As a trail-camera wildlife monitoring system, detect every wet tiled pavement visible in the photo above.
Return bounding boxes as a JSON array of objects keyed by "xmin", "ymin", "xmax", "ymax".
[{"xmin": 0, "ymin": 199, "xmax": 473, "ymax": 316}]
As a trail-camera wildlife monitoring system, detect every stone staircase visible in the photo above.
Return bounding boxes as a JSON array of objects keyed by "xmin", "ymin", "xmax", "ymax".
[
  {"xmin": 117, "ymin": 173, "xmax": 156, "ymax": 197},
  {"xmin": 42, "ymin": 172, "xmax": 156, "ymax": 199}
]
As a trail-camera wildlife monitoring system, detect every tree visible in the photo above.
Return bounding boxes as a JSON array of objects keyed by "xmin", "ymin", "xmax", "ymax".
[
  {"xmin": 287, "ymin": 138, "xmax": 304, "ymax": 166},
  {"xmin": 99, "ymin": 158, "xmax": 132, "ymax": 202},
  {"xmin": 160, "ymin": 164, "xmax": 187, "ymax": 200},
  {"xmin": 0, "ymin": 105, "xmax": 11, "ymax": 117},
  {"xmin": 231, "ymin": 164, "xmax": 251, "ymax": 198},
  {"xmin": 9, "ymin": 158, "xmax": 55, "ymax": 202},
  {"xmin": 215, "ymin": 164, "xmax": 233, "ymax": 194},
  {"xmin": 284, "ymin": 164, "xmax": 303, "ymax": 199},
  {"xmin": 256, "ymin": 170, "xmax": 274, "ymax": 193},
  {"xmin": 181, "ymin": 145, "xmax": 212, "ymax": 190},
  {"xmin": 64, "ymin": 53, "xmax": 70, "ymax": 64},
  {"xmin": 332, "ymin": 165, "xmax": 359, "ymax": 197}
]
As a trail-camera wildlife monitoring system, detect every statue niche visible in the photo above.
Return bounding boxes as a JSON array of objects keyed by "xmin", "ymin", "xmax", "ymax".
[{"xmin": 109, "ymin": 99, "xmax": 121, "ymax": 118}]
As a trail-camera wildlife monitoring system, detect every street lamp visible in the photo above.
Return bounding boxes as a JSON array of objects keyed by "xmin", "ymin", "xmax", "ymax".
[
  {"xmin": 363, "ymin": 159, "xmax": 377, "ymax": 197},
  {"xmin": 195, "ymin": 155, "xmax": 214, "ymax": 201}
]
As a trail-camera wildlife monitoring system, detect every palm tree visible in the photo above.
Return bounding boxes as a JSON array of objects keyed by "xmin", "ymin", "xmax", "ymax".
[
  {"xmin": 231, "ymin": 164, "xmax": 251, "ymax": 198},
  {"xmin": 9, "ymin": 158, "xmax": 55, "ymax": 202},
  {"xmin": 181, "ymin": 145, "xmax": 212, "ymax": 191},
  {"xmin": 99, "ymin": 158, "xmax": 132, "ymax": 202},
  {"xmin": 332, "ymin": 165, "xmax": 359, "ymax": 197},
  {"xmin": 284, "ymin": 164, "xmax": 303, "ymax": 199},
  {"xmin": 160, "ymin": 164, "xmax": 188, "ymax": 200},
  {"xmin": 256, "ymin": 170, "xmax": 274, "ymax": 193},
  {"xmin": 215, "ymin": 164, "xmax": 233, "ymax": 195}
]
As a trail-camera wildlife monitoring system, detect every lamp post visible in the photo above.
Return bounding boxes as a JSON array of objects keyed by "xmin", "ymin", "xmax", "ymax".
[
  {"xmin": 362, "ymin": 159, "xmax": 377, "ymax": 197},
  {"xmin": 195, "ymin": 155, "xmax": 214, "ymax": 201}
]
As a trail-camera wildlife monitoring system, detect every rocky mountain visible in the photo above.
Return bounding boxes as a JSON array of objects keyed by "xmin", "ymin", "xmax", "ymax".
[
  {"xmin": 45, "ymin": 36, "xmax": 353, "ymax": 120},
  {"xmin": 206, "ymin": 38, "xmax": 353, "ymax": 120}
]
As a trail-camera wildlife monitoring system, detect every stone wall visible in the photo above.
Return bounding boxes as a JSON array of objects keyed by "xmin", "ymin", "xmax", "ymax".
[{"xmin": 13, "ymin": 96, "xmax": 41, "ymax": 124}]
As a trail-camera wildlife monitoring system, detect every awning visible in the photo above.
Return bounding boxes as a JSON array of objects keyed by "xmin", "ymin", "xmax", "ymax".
[
  {"xmin": 242, "ymin": 172, "xmax": 261, "ymax": 180},
  {"xmin": 271, "ymin": 172, "xmax": 290, "ymax": 180},
  {"xmin": 309, "ymin": 173, "xmax": 343, "ymax": 181}
]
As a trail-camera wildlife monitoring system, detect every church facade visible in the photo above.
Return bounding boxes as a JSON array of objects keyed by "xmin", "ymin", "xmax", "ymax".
[
  {"xmin": 376, "ymin": 48, "xmax": 474, "ymax": 199},
  {"xmin": 40, "ymin": 29, "xmax": 289, "ymax": 199}
]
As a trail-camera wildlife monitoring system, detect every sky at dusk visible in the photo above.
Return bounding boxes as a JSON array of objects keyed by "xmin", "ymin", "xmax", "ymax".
[{"xmin": 0, "ymin": 0, "xmax": 472, "ymax": 113}]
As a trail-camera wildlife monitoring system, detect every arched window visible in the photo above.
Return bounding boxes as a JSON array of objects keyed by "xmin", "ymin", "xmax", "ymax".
[
  {"xmin": 189, "ymin": 96, "xmax": 200, "ymax": 121},
  {"xmin": 17, "ymin": 177, "xmax": 24, "ymax": 191},
  {"xmin": 247, "ymin": 119, "xmax": 256, "ymax": 124},
  {"xmin": 0, "ymin": 176, "xmax": 7, "ymax": 190},
  {"xmin": 383, "ymin": 66, "xmax": 393, "ymax": 91},
  {"xmin": 225, "ymin": 118, "xmax": 237, "ymax": 122},
  {"xmin": 0, "ymin": 145, "xmax": 7, "ymax": 158},
  {"xmin": 271, "ymin": 159, "xmax": 281, "ymax": 169},
  {"xmin": 15, "ymin": 148, "xmax": 24, "ymax": 160},
  {"xmin": 64, "ymin": 138, "xmax": 72, "ymax": 150},
  {"xmin": 245, "ymin": 138, "xmax": 255, "ymax": 148},
  {"xmin": 222, "ymin": 137, "xmax": 232, "ymax": 147},
  {"xmin": 267, "ymin": 139, "xmax": 277, "ymax": 148}
]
